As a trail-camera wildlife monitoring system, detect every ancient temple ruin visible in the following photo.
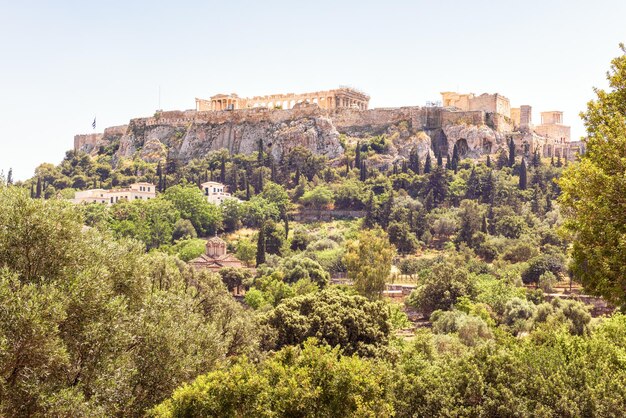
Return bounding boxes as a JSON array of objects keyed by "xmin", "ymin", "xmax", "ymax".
[{"xmin": 195, "ymin": 87, "xmax": 370, "ymax": 111}]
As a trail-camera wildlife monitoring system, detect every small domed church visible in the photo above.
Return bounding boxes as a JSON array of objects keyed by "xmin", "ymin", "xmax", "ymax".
[{"xmin": 188, "ymin": 235, "xmax": 244, "ymax": 271}]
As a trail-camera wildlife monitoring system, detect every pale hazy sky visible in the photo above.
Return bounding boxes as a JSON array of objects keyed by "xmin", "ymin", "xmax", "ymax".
[{"xmin": 1, "ymin": 0, "xmax": 624, "ymax": 180}]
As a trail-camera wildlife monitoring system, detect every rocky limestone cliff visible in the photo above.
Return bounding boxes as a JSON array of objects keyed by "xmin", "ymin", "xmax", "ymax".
[{"xmin": 75, "ymin": 105, "xmax": 510, "ymax": 166}]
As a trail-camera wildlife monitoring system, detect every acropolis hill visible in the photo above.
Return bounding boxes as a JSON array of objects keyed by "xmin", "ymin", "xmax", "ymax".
[{"xmin": 74, "ymin": 88, "xmax": 584, "ymax": 167}]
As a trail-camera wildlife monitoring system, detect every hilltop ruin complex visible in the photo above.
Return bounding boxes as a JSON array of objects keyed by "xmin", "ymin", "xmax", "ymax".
[
  {"xmin": 74, "ymin": 88, "xmax": 584, "ymax": 168},
  {"xmin": 195, "ymin": 87, "xmax": 370, "ymax": 111}
]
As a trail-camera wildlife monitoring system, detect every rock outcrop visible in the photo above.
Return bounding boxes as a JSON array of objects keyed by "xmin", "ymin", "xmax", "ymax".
[{"xmin": 75, "ymin": 105, "xmax": 510, "ymax": 166}]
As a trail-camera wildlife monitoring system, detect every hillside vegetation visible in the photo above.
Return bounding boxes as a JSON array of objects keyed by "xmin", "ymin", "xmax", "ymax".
[{"xmin": 1, "ymin": 48, "xmax": 625, "ymax": 417}]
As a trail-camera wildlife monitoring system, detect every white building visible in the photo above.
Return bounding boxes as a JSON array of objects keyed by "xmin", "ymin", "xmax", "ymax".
[
  {"xmin": 201, "ymin": 181, "xmax": 237, "ymax": 205},
  {"xmin": 73, "ymin": 182, "xmax": 156, "ymax": 205}
]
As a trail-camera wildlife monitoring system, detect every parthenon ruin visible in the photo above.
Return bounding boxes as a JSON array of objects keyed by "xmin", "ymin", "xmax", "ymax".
[{"xmin": 195, "ymin": 87, "xmax": 370, "ymax": 111}]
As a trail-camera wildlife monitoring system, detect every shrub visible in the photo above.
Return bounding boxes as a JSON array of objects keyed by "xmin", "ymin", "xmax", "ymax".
[
  {"xmin": 521, "ymin": 254, "xmax": 565, "ymax": 285},
  {"xmin": 538, "ymin": 271, "xmax": 558, "ymax": 293},
  {"xmin": 501, "ymin": 240, "xmax": 539, "ymax": 263},
  {"xmin": 172, "ymin": 219, "xmax": 197, "ymax": 241},
  {"xmin": 406, "ymin": 261, "xmax": 475, "ymax": 317}
]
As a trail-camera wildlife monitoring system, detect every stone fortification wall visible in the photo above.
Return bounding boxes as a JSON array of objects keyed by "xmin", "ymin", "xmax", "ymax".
[
  {"xmin": 74, "ymin": 133, "xmax": 102, "ymax": 153},
  {"xmin": 74, "ymin": 125, "xmax": 128, "ymax": 153}
]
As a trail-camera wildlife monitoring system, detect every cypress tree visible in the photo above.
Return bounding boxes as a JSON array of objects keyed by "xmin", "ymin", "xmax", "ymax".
[
  {"xmin": 257, "ymin": 139, "xmax": 264, "ymax": 166},
  {"xmin": 429, "ymin": 166, "xmax": 448, "ymax": 207},
  {"xmin": 437, "ymin": 151, "xmax": 443, "ymax": 167},
  {"xmin": 519, "ymin": 157, "xmax": 528, "ymax": 190},
  {"xmin": 424, "ymin": 189, "xmax": 434, "ymax": 211},
  {"xmin": 481, "ymin": 215, "xmax": 488, "ymax": 234},
  {"xmin": 466, "ymin": 167, "xmax": 480, "ymax": 199},
  {"xmin": 550, "ymin": 155, "xmax": 555, "ymax": 166},
  {"xmin": 359, "ymin": 161, "xmax": 367, "ymax": 182},
  {"xmin": 166, "ymin": 151, "xmax": 178, "ymax": 175},
  {"xmin": 230, "ymin": 163, "xmax": 239, "ymax": 192},
  {"xmin": 244, "ymin": 172, "xmax": 250, "ymax": 200},
  {"xmin": 156, "ymin": 162, "xmax": 163, "ymax": 192},
  {"xmin": 409, "ymin": 147, "xmax": 420, "ymax": 174},
  {"xmin": 36, "ymin": 177, "xmax": 42, "ymax": 198},
  {"xmin": 270, "ymin": 157, "xmax": 277, "ymax": 183},
  {"xmin": 531, "ymin": 184, "xmax": 543, "ymax": 214},
  {"xmin": 487, "ymin": 204, "xmax": 496, "ymax": 235},
  {"xmin": 30, "ymin": 183, "xmax": 35, "ymax": 198},
  {"xmin": 6, "ymin": 168, "xmax": 12, "ymax": 185},
  {"xmin": 545, "ymin": 194, "xmax": 553, "ymax": 212},
  {"xmin": 284, "ymin": 215, "xmax": 289, "ymax": 239},
  {"xmin": 355, "ymin": 141, "xmax": 361, "ymax": 169},
  {"xmin": 424, "ymin": 153, "xmax": 432, "ymax": 174},
  {"xmin": 220, "ymin": 156, "xmax": 226, "ymax": 183},
  {"xmin": 482, "ymin": 170, "xmax": 496, "ymax": 204},
  {"xmin": 294, "ymin": 167, "xmax": 301, "ymax": 186},
  {"xmin": 257, "ymin": 169, "xmax": 264, "ymax": 193},
  {"xmin": 496, "ymin": 150, "xmax": 509, "ymax": 169},
  {"xmin": 256, "ymin": 226, "xmax": 266, "ymax": 266},
  {"xmin": 415, "ymin": 153, "xmax": 421, "ymax": 175},
  {"xmin": 508, "ymin": 138, "xmax": 516, "ymax": 167},
  {"xmin": 364, "ymin": 191, "xmax": 376, "ymax": 228},
  {"xmin": 381, "ymin": 192, "xmax": 394, "ymax": 228},
  {"xmin": 486, "ymin": 154, "xmax": 492, "ymax": 168},
  {"xmin": 532, "ymin": 148, "xmax": 542, "ymax": 167},
  {"xmin": 451, "ymin": 143, "xmax": 460, "ymax": 171}
]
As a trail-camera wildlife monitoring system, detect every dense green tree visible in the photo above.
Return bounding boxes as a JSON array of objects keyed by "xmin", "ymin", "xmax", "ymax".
[
  {"xmin": 300, "ymin": 185, "xmax": 334, "ymax": 212},
  {"xmin": 261, "ymin": 288, "xmax": 391, "ymax": 356},
  {"xmin": 151, "ymin": 341, "xmax": 394, "ymax": 417},
  {"xmin": 456, "ymin": 199, "xmax": 483, "ymax": 247},
  {"xmin": 559, "ymin": 45, "xmax": 626, "ymax": 307},
  {"xmin": 163, "ymin": 184, "xmax": 222, "ymax": 236},
  {"xmin": 219, "ymin": 267, "xmax": 252, "ymax": 292},
  {"xmin": 0, "ymin": 188, "xmax": 257, "ymax": 417},
  {"xmin": 279, "ymin": 255, "xmax": 330, "ymax": 288},
  {"xmin": 388, "ymin": 221, "xmax": 420, "ymax": 254},
  {"xmin": 235, "ymin": 237, "xmax": 256, "ymax": 267},
  {"xmin": 344, "ymin": 227, "xmax": 395, "ymax": 299},
  {"xmin": 521, "ymin": 254, "xmax": 565, "ymax": 285},
  {"xmin": 0, "ymin": 188, "xmax": 84, "ymax": 282},
  {"xmin": 406, "ymin": 261, "xmax": 474, "ymax": 317},
  {"xmin": 172, "ymin": 219, "xmax": 197, "ymax": 241}
]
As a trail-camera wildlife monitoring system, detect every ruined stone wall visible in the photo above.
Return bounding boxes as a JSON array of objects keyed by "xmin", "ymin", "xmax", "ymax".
[
  {"xmin": 469, "ymin": 94, "xmax": 511, "ymax": 118},
  {"xmin": 535, "ymin": 123, "xmax": 571, "ymax": 142},
  {"xmin": 510, "ymin": 108, "xmax": 521, "ymax": 130},
  {"xmin": 441, "ymin": 110, "xmax": 485, "ymax": 126},
  {"xmin": 520, "ymin": 105, "xmax": 533, "ymax": 129}
]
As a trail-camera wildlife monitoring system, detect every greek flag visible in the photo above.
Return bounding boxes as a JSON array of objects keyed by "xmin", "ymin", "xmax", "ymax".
[{"xmin": 92, "ymin": 117, "xmax": 96, "ymax": 130}]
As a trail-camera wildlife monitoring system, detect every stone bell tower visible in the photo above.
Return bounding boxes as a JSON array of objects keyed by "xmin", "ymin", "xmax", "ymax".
[{"xmin": 205, "ymin": 236, "xmax": 227, "ymax": 258}]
